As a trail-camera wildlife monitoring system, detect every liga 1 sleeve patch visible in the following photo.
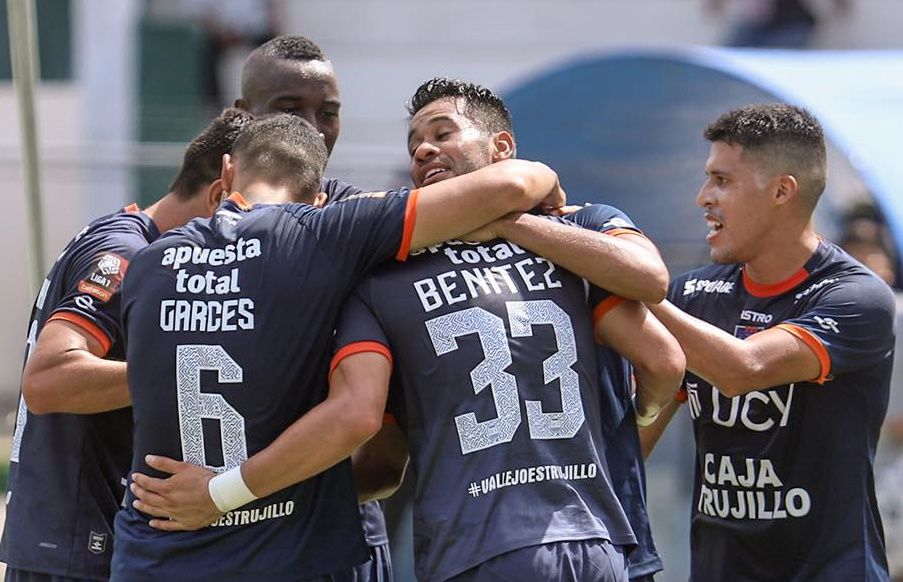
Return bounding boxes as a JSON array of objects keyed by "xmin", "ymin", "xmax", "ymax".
[{"xmin": 77, "ymin": 253, "xmax": 129, "ymax": 303}]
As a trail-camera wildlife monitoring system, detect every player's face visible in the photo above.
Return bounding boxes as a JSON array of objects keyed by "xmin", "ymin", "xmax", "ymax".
[
  {"xmin": 696, "ymin": 141, "xmax": 777, "ymax": 264},
  {"xmin": 242, "ymin": 58, "xmax": 340, "ymax": 155},
  {"xmin": 407, "ymin": 97, "xmax": 495, "ymax": 188}
]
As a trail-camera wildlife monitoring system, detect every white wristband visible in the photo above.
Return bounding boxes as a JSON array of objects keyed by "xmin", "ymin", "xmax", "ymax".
[
  {"xmin": 635, "ymin": 402, "xmax": 662, "ymax": 427},
  {"xmin": 208, "ymin": 466, "xmax": 258, "ymax": 513}
]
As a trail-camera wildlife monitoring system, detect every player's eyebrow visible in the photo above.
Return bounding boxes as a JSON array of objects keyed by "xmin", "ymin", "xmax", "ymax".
[{"xmin": 407, "ymin": 115, "xmax": 456, "ymax": 147}]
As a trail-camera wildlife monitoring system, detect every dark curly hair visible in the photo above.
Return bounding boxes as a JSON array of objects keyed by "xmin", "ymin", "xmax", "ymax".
[
  {"xmin": 407, "ymin": 77, "xmax": 512, "ymax": 136},
  {"xmin": 704, "ymin": 104, "xmax": 827, "ymax": 206},
  {"xmin": 170, "ymin": 107, "xmax": 253, "ymax": 199},
  {"xmin": 253, "ymin": 34, "xmax": 326, "ymax": 62}
]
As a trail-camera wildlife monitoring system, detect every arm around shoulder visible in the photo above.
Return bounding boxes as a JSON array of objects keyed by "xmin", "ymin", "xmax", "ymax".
[{"xmin": 409, "ymin": 159, "xmax": 564, "ymax": 252}]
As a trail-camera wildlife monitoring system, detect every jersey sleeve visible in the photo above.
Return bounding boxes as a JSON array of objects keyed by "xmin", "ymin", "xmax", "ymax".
[
  {"xmin": 313, "ymin": 188, "xmax": 418, "ymax": 273},
  {"xmin": 330, "ymin": 282, "xmax": 394, "ymax": 378},
  {"xmin": 775, "ymin": 274, "xmax": 896, "ymax": 384},
  {"xmin": 566, "ymin": 203, "xmax": 645, "ymax": 238},
  {"xmin": 46, "ymin": 231, "xmax": 145, "ymax": 356},
  {"xmin": 322, "ymin": 178, "xmax": 365, "ymax": 204}
]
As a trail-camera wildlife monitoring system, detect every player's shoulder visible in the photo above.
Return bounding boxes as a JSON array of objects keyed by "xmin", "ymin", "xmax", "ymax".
[
  {"xmin": 64, "ymin": 207, "xmax": 158, "ymax": 267},
  {"xmin": 565, "ymin": 203, "xmax": 638, "ymax": 232},
  {"xmin": 795, "ymin": 240, "xmax": 896, "ymax": 309},
  {"xmin": 322, "ymin": 177, "xmax": 364, "ymax": 203}
]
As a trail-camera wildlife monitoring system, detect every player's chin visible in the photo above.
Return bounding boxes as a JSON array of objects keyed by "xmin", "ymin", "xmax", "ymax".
[{"xmin": 708, "ymin": 244, "xmax": 735, "ymax": 265}]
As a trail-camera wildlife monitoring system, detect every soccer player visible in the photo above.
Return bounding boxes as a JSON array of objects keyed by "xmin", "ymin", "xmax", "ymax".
[
  {"xmin": 0, "ymin": 108, "xmax": 251, "ymax": 582},
  {"xmin": 112, "ymin": 113, "xmax": 572, "ymax": 581},
  {"xmin": 596, "ymin": 348, "xmax": 664, "ymax": 582},
  {"xmin": 131, "ymin": 81, "xmax": 684, "ymax": 582},
  {"xmin": 643, "ymin": 104, "xmax": 895, "ymax": 579},
  {"xmin": 236, "ymin": 35, "xmax": 394, "ymax": 580}
]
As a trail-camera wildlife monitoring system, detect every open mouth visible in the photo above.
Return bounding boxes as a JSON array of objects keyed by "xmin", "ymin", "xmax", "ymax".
[
  {"xmin": 422, "ymin": 167, "xmax": 449, "ymax": 185},
  {"xmin": 706, "ymin": 217, "xmax": 723, "ymax": 242}
]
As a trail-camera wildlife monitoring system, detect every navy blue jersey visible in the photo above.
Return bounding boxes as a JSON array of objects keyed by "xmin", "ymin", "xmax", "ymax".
[
  {"xmin": 669, "ymin": 240, "xmax": 895, "ymax": 581},
  {"xmin": 567, "ymin": 206, "xmax": 663, "ymax": 579},
  {"xmin": 112, "ymin": 190, "xmax": 415, "ymax": 581},
  {"xmin": 323, "ymin": 177, "xmax": 364, "ymax": 203},
  {"xmin": 323, "ymin": 177, "xmax": 390, "ymax": 551},
  {"xmin": 0, "ymin": 206, "xmax": 159, "ymax": 580},
  {"xmin": 333, "ymin": 212, "xmax": 636, "ymax": 582},
  {"xmin": 359, "ymin": 501, "xmax": 388, "ymax": 547}
]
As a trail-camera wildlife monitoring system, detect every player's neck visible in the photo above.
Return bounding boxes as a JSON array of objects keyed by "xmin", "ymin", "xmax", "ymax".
[
  {"xmin": 235, "ymin": 181, "xmax": 295, "ymax": 205},
  {"xmin": 743, "ymin": 225, "xmax": 820, "ymax": 285},
  {"xmin": 142, "ymin": 192, "xmax": 203, "ymax": 234}
]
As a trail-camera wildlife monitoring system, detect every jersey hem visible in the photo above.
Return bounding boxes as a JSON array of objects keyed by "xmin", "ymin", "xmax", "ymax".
[
  {"xmin": 427, "ymin": 529, "xmax": 635, "ymax": 582},
  {"xmin": 46, "ymin": 310, "xmax": 113, "ymax": 356},
  {"xmin": 329, "ymin": 341, "xmax": 393, "ymax": 380},
  {"xmin": 396, "ymin": 189, "xmax": 419, "ymax": 261},
  {"xmin": 774, "ymin": 323, "xmax": 831, "ymax": 384},
  {"xmin": 593, "ymin": 296, "xmax": 626, "ymax": 328}
]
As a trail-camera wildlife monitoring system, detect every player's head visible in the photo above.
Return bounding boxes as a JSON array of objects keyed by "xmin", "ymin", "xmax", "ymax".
[
  {"xmin": 697, "ymin": 104, "xmax": 827, "ymax": 264},
  {"xmin": 169, "ymin": 107, "xmax": 253, "ymax": 200},
  {"xmin": 222, "ymin": 113, "xmax": 328, "ymax": 205},
  {"xmin": 406, "ymin": 77, "xmax": 515, "ymax": 188},
  {"xmin": 237, "ymin": 34, "xmax": 340, "ymax": 156}
]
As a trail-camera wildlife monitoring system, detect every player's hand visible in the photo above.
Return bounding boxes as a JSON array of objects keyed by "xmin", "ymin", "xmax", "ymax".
[
  {"xmin": 130, "ymin": 455, "xmax": 222, "ymax": 532},
  {"xmin": 548, "ymin": 204, "xmax": 587, "ymax": 217},
  {"xmin": 539, "ymin": 180, "xmax": 566, "ymax": 214}
]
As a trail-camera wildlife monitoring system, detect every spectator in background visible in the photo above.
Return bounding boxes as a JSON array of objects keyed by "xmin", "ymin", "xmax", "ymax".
[
  {"xmin": 706, "ymin": 0, "xmax": 851, "ymax": 48},
  {"xmin": 838, "ymin": 205, "xmax": 903, "ymax": 582}
]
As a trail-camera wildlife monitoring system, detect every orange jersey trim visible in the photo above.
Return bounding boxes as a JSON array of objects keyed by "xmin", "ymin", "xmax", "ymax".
[
  {"xmin": 329, "ymin": 341, "xmax": 393, "ymax": 381},
  {"xmin": 123, "ymin": 203, "xmax": 141, "ymax": 213},
  {"xmin": 383, "ymin": 413, "xmax": 397, "ymax": 426},
  {"xmin": 743, "ymin": 267, "xmax": 809, "ymax": 298},
  {"xmin": 775, "ymin": 323, "xmax": 831, "ymax": 385},
  {"xmin": 606, "ymin": 228, "xmax": 646, "ymax": 239},
  {"xmin": 227, "ymin": 192, "xmax": 252, "ymax": 210},
  {"xmin": 593, "ymin": 296, "xmax": 626, "ymax": 327},
  {"xmin": 47, "ymin": 311, "xmax": 112, "ymax": 357},
  {"xmin": 675, "ymin": 387, "xmax": 689, "ymax": 403},
  {"xmin": 396, "ymin": 189, "xmax": 420, "ymax": 262}
]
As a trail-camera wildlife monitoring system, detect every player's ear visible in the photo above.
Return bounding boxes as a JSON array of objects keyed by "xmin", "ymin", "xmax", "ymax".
[
  {"xmin": 312, "ymin": 192, "xmax": 328, "ymax": 208},
  {"xmin": 220, "ymin": 154, "xmax": 235, "ymax": 193},
  {"xmin": 204, "ymin": 178, "xmax": 225, "ymax": 214},
  {"xmin": 490, "ymin": 131, "xmax": 516, "ymax": 162},
  {"xmin": 774, "ymin": 173, "xmax": 799, "ymax": 207}
]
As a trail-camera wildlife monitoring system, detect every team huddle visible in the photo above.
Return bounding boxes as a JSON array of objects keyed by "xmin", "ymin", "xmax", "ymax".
[{"xmin": 1, "ymin": 34, "xmax": 895, "ymax": 582}]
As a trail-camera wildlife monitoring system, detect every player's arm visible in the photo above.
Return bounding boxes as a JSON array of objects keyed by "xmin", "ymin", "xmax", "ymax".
[
  {"xmin": 22, "ymin": 319, "xmax": 129, "ymax": 414},
  {"xmin": 352, "ymin": 420, "xmax": 409, "ymax": 503},
  {"xmin": 648, "ymin": 300, "xmax": 821, "ymax": 397},
  {"xmin": 493, "ymin": 213, "xmax": 668, "ymax": 303},
  {"xmin": 408, "ymin": 159, "xmax": 564, "ymax": 251},
  {"xmin": 637, "ymin": 396, "xmax": 684, "ymax": 459},
  {"xmin": 595, "ymin": 299, "xmax": 685, "ymax": 422},
  {"xmin": 130, "ymin": 352, "xmax": 391, "ymax": 531}
]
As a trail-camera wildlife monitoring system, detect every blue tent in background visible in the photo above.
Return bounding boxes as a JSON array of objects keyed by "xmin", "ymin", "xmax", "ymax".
[{"xmin": 503, "ymin": 47, "xmax": 903, "ymax": 277}]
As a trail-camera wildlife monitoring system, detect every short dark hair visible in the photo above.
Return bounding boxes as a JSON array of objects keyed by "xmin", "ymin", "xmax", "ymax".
[
  {"xmin": 231, "ymin": 113, "xmax": 327, "ymax": 202},
  {"xmin": 251, "ymin": 34, "xmax": 327, "ymax": 63},
  {"xmin": 407, "ymin": 77, "xmax": 512, "ymax": 135},
  {"xmin": 169, "ymin": 108, "xmax": 253, "ymax": 199},
  {"xmin": 704, "ymin": 104, "xmax": 827, "ymax": 206}
]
